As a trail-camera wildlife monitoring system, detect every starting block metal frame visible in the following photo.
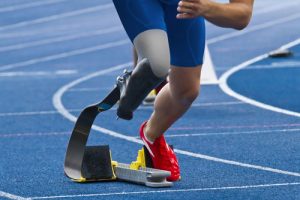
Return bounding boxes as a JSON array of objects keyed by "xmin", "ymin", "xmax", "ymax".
[{"xmin": 64, "ymin": 70, "xmax": 173, "ymax": 187}]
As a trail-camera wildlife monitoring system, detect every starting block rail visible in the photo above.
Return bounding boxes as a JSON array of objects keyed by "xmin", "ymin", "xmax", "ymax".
[{"xmin": 115, "ymin": 163, "xmax": 172, "ymax": 187}]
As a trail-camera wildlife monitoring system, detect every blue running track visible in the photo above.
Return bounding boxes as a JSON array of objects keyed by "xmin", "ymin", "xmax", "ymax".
[{"xmin": 0, "ymin": 0, "xmax": 300, "ymax": 199}]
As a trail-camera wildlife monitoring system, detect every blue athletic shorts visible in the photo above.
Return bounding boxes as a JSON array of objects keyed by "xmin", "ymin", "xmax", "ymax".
[{"xmin": 113, "ymin": 0, "xmax": 206, "ymax": 67}]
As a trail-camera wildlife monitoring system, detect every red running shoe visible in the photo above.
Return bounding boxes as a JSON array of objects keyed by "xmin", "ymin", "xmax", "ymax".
[{"xmin": 140, "ymin": 121, "xmax": 180, "ymax": 181}]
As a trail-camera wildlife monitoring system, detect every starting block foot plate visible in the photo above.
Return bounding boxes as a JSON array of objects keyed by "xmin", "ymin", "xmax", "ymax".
[
  {"xmin": 115, "ymin": 163, "xmax": 173, "ymax": 187},
  {"xmin": 82, "ymin": 146, "xmax": 116, "ymax": 180}
]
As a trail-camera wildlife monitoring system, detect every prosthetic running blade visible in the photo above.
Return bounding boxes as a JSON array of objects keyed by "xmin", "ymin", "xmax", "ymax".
[{"xmin": 64, "ymin": 85, "xmax": 120, "ymax": 181}]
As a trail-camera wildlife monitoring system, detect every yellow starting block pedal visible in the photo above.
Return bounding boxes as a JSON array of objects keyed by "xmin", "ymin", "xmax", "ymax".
[
  {"xmin": 121, "ymin": 147, "xmax": 172, "ymax": 187},
  {"xmin": 130, "ymin": 147, "xmax": 153, "ymax": 170},
  {"xmin": 130, "ymin": 148, "xmax": 147, "ymax": 170}
]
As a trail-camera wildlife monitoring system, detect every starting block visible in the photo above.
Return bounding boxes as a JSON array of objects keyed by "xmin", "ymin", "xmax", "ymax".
[
  {"xmin": 64, "ymin": 70, "xmax": 173, "ymax": 187},
  {"xmin": 268, "ymin": 49, "xmax": 293, "ymax": 58}
]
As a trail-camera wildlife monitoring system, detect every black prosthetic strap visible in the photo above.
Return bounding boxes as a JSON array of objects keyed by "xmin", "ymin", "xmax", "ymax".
[{"xmin": 117, "ymin": 59, "xmax": 165, "ymax": 120}]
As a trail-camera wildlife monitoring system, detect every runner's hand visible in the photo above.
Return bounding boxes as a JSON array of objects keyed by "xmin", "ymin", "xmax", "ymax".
[{"xmin": 177, "ymin": 0, "xmax": 211, "ymax": 19}]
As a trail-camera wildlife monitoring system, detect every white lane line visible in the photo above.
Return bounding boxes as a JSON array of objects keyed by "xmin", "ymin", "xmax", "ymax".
[
  {"xmin": 192, "ymin": 60, "xmax": 300, "ymax": 72},
  {"xmin": 0, "ymin": 191, "xmax": 29, "ymax": 200},
  {"xmin": 29, "ymin": 182, "xmax": 300, "ymax": 199},
  {"xmin": 108, "ymin": 101, "xmax": 244, "ymax": 110},
  {"xmin": 0, "ymin": 110, "xmax": 80, "ymax": 117},
  {"xmin": 52, "ymin": 63, "xmax": 300, "ymax": 178},
  {"xmin": 219, "ymin": 38, "xmax": 300, "ymax": 118},
  {"xmin": 116, "ymin": 101, "xmax": 244, "ymax": 109},
  {"xmin": 0, "ymin": 24, "xmax": 85, "ymax": 39},
  {"xmin": 225, "ymin": 61, "xmax": 300, "ymax": 70},
  {"xmin": 165, "ymin": 128, "xmax": 300, "ymax": 138},
  {"xmin": 244, "ymin": 65, "xmax": 300, "ymax": 70},
  {"xmin": 55, "ymin": 70, "xmax": 77, "ymax": 75},
  {"xmin": 175, "ymin": 149, "xmax": 300, "ymax": 177},
  {"xmin": 0, "ymin": 110, "xmax": 59, "ymax": 117},
  {"xmin": 0, "ymin": 0, "xmax": 68, "ymax": 13},
  {"xmin": 170, "ymin": 123, "xmax": 300, "ymax": 131},
  {"xmin": 0, "ymin": 102, "xmax": 242, "ymax": 117},
  {"xmin": 190, "ymin": 101, "xmax": 244, "ymax": 107},
  {"xmin": 0, "ymin": 4, "xmax": 114, "ymax": 32},
  {"xmin": 207, "ymin": 12, "xmax": 300, "ymax": 45},
  {"xmin": 0, "ymin": 39, "xmax": 129, "ymax": 72},
  {"xmin": 280, "ymin": 38, "xmax": 300, "ymax": 50},
  {"xmin": 0, "ymin": 70, "xmax": 77, "ymax": 77},
  {"xmin": 0, "ymin": 131, "xmax": 69, "ymax": 138},
  {"xmin": 121, "ymin": 101, "xmax": 244, "ymax": 110},
  {"xmin": 68, "ymin": 87, "xmax": 112, "ymax": 92},
  {"xmin": 2, "ymin": 126, "xmax": 300, "ymax": 139},
  {"xmin": 254, "ymin": 1, "xmax": 300, "ymax": 15},
  {"xmin": 0, "ymin": 26, "xmax": 123, "ymax": 52},
  {"xmin": 2, "ymin": 128, "xmax": 299, "ymax": 139}
]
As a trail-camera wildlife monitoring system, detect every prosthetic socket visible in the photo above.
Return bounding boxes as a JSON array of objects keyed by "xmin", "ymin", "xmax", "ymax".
[{"xmin": 117, "ymin": 58, "xmax": 166, "ymax": 120}]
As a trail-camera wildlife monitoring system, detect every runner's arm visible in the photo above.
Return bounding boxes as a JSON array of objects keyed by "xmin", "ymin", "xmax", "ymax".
[{"xmin": 177, "ymin": 0, "xmax": 254, "ymax": 30}]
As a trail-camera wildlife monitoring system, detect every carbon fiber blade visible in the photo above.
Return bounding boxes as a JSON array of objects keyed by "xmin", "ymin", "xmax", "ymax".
[{"xmin": 64, "ymin": 86, "xmax": 120, "ymax": 180}]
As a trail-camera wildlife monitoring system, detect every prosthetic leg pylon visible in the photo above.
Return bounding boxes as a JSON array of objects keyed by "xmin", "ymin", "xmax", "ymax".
[{"xmin": 117, "ymin": 58, "xmax": 166, "ymax": 120}]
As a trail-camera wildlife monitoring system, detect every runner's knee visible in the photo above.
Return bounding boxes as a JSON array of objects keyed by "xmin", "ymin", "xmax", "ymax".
[{"xmin": 173, "ymin": 84, "xmax": 199, "ymax": 106}]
